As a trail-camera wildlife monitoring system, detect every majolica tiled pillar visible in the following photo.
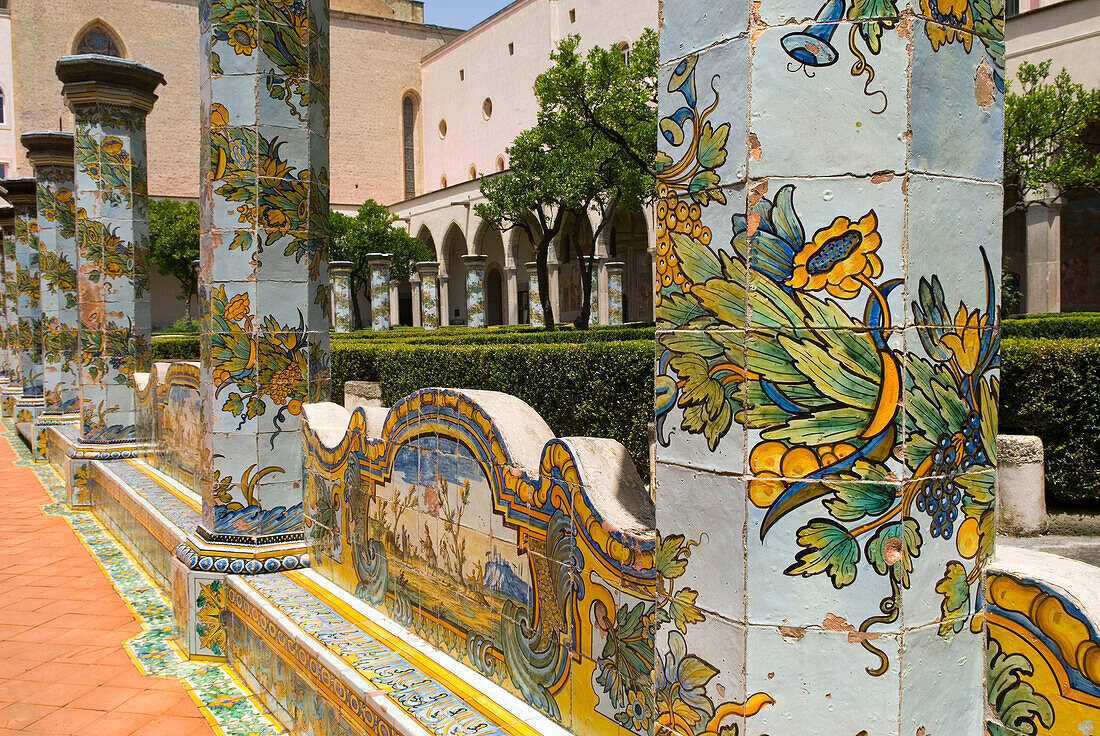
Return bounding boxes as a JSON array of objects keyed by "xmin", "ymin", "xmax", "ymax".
[
  {"xmin": 462, "ymin": 254, "xmax": 487, "ymax": 328},
  {"xmin": 417, "ymin": 261, "xmax": 439, "ymax": 330},
  {"xmin": 329, "ymin": 261, "xmax": 353, "ymax": 333},
  {"xmin": 58, "ymin": 56, "xmax": 163, "ymax": 444},
  {"xmin": 654, "ymin": 2, "xmax": 1002, "ymax": 734},
  {"xmin": 0, "ymin": 206, "xmax": 14, "ymax": 385},
  {"xmin": 605, "ymin": 260, "xmax": 624, "ymax": 326},
  {"xmin": 4, "ymin": 178, "xmax": 43, "ymax": 413},
  {"xmin": 366, "ymin": 254, "xmax": 390, "ymax": 331},
  {"xmin": 525, "ymin": 261, "xmax": 542, "ymax": 327},
  {"xmin": 194, "ymin": 0, "xmax": 329, "ymax": 547},
  {"xmin": 23, "ymin": 133, "xmax": 79, "ymax": 419}
]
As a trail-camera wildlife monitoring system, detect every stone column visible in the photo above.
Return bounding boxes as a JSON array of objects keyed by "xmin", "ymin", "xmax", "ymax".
[
  {"xmin": 58, "ymin": 56, "xmax": 163, "ymax": 444},
  {"xmin": 585, "ymin": 256, "xmax": 599, "ymax": 327},
  {"xmin": 605, "ymin": 260, "xmax": 624, "ymax": 326},
  {"xmin": 438, "ymin": 275, "xmax": 450, "ymax": 326},
  {"xmin": 409, "ymin": 272, "xmax": 421, "ymax": 328},
  {"xmin": 417, "ymin": 261, "xmax": 439, "ymax": 330},
  {"xmin": 1024, "ymin": 192, "xmax": 1061, "ymax": 313},
  {"xmin": 595, "ymin": 227, "xmax": 612, "ymax": 325},
  {"xmin": 504, "ymin": 265, "xmax": 519, "ymax": 325},
  {"xmin": 462, "ymin": 254, "xmax": 487, "ymax": 328},
  {"xmin": 4, "ymin": 178, "xmax": 44, "ymax": 418},
  {"xmin": 329, "ymin": 261, "xmax": 353, "ymax": 333},
  {"xmin": 191, "ymin": 0, "xmax": 329, "ymax": 551},
  {"xmin": 547, "ymin": 244, "xmax": 561, "ymax": 325},
  {"xmin": 23, "ymin": 133, "xmax": 79, "ymax": 419},
  {"xmin": 525, "ymin": 260, "xmax": 543, "ymax": 327},
  {"xmin": 366, "ymin": 254, "xmax": 390, "ymax": 331},
  {"xmin": 388, "ymin": 280, "xmax": 399, "ymax": 327},
  {"xmin": 654, "ymin": 3, "xmax": 1002, "ymax": 733},
  {"xmin": 0, "ymin": 206, "xmax": 14, "ymax": 386}
]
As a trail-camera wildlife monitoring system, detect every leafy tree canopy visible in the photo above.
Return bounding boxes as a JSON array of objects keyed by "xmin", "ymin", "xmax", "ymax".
[
  {"xmin": 330, "ymin": 198, "xmax": 431, "ymax": 283},
  {"xmin": 149, "ymin": 198, "xmax": 200, "ymax": 307},
  {"xmin": 1005, "ymin": 60, "xmax": 1100, "ymax": 208}
]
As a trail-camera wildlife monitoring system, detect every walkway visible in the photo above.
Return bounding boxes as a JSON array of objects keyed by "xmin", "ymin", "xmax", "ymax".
[{"xmin": 0, "ymin": 427, "xmax": 216, "ymax": 736}]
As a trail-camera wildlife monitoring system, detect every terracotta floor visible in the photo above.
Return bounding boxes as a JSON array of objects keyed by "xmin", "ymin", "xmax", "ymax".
[{"xmin": 0, "ymin": 431, "xmax": 216, "ymax": 735}]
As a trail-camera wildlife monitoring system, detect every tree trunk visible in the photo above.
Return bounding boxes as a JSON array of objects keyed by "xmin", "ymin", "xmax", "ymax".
[
  {"xmin": 350, "ymin": 271, "xmax": 364, "ymax": 330},
  {"xmin": 536, "ymin": 236, "xmax": 556, "ymax": 331},
  {"xmin": 575, "ymin": 252, "xmax": 593, "ymax": 330}
]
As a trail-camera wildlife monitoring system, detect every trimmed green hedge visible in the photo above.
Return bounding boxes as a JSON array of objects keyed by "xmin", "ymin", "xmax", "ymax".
[
  {"xmin": 152, "ymin": 335, "xmax": 200, "ymax": 360},
  {"xmin": 333, "ymin": 340, "xmax": 654, "ymax": 478},
  {"xmin": 1003, "ymin": 313, "xmax": 1100, "ymax": 339},
  {"xmin": 1000, "ymin": 337, "xmax": 1100, "ymax": 509}
]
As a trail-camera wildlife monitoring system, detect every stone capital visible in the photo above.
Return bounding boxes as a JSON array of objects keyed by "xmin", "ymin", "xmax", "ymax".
[
  {"xmin": 21, "ymin": 132, "xmax": 75, "ymax": 170},
  {"xmin": 56, "ymin": 54, "xmax": 165, "ymax": 114},
  {"xmin": 416, "ymin": 261, "xmax": 439, "ymax": 278},
  {"xmin": 0, "ymin": 178, "xmax": 37, "ymax": 207},
  {"xmin": 0, "ymin": 206, "xmax": 13, "ymax": 233},
  {"xmin": 329, "ymin": 260, "xmax": 354, "ymax": 276}
]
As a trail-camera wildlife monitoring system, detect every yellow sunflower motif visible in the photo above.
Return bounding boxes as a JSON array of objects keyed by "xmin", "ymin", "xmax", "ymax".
[
  {"xmin": 259, "ymin": 206, "xmax": 291, "ymax": 232},
  {"xmin": 223, "ymin": 292, "xmax": 251, "ymax": 322},
  {"xmin": 626, "ymin": 690, "xmax": 651, "ymax": 732},
  {"xmin": 210, "ymin": 103, "xmax": 230, "ymax": 128},
  {"xmin": 921, "ymin": 0, "xmax": 974, "ymax": 51},
  {"xmin": 934, "ymin": 304, "xmax": 988, "ymax": 374},
  {"xmin": 226, "ymin": 23, "xmax": 257, "ymax": 56},
  {"xmin": 786, "ymin": 211, "xmax": 883, "ymax": 299},
  {"xmin": 101, "ymin": 137, "xmax": 124, "ymax": 156}
]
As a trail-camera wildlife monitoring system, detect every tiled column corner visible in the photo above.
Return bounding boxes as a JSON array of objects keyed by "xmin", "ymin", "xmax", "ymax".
[
  {"xmin": 57, "ymin": 55, "xmax": 164, "ymax": 444},
  {"xmin": 605, "ymin": 261, "xmax": 624, "ymax": 326},
  {"xmin": 416, "ymin": 261, "xmax": 439, "ymax": 330},
  {"xmin": 0, "ymin": 205, "xmax": 15, "ymax": 384},
  {"xmin": 366, "ymin": 254, "xmax": 390, "ymax": 331},
  {"xmin": 525, "ymin": 260, "xmax": 543, "ymax": 327},
  {"xmin": 329, "ymin": 260, "xmax": 353, "ymax": 333},
  {"xmin": 462, "ymin": 254, "xmax": 487, "ymax": 328},
  {"xmin": 197, "ymin": 0, "xmax": 330, "ymax": 543},
  {"xmin": 654, "ymin": 0, "xmax": 1003, "ymax": 733},
  {"xmin": 3, "ymin": 178, "xmax": 43, "ymax": 403},
  {"xmin": 409, "ymin": 271, "xmax": 422, "ymax": 328},
  {"xmin": 22, "ymin": 132, "xmax": 80, "ymax": 418}
]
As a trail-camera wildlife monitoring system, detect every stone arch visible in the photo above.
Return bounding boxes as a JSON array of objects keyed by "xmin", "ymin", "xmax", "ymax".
[
  {"xmin": 559, "ymin": 213, "xmax": 595, "ymax": 324},
  {"xmin": 475, "ymin": 220, "xmax": 507, "ymax": 326},
  {"xmin": 609, "ymin": 208, "xmax": 652, "ymax": 323},
  {"xmin": 72, "ymin": 19, "xmax": 126, "ymax": 57},
  {"xmin": 441, "ymin": 222, "xmax": 466, "ymax": 325}
]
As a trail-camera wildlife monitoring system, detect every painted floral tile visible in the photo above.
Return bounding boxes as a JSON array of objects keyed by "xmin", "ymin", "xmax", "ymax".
[{"xmin": 749, "ymin": 21, "xmax": 909, "ymax": 178}]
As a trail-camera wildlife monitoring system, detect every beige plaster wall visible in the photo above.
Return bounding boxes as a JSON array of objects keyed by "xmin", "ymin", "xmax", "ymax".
[
  {"xmin": 419, "ymin": 0, "xmax": 657, "ymax": 196},
  {"xmin": 10, "ymin": 0, "xmax": 457, "ymax": 207},
  {"xmin": 0, "ymin": 9, "xmax": 14, "ymax": 179},
  {"xmin": 1006, "ymin": 0, "xmax": 1100, "ymax": 88}
]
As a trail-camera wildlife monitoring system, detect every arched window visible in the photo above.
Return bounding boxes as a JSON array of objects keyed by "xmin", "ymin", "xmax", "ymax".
[
  {"xmin": 76, "ymin": 25, "xmax": 123, "ymax": 57},
  {"xmin": 618, "ymin": 42, "xmax": 631, "ymax": 66},
  {"xmin": 402, "ymin": 95, "xmax": 417, "ymax": 200},
  {"xmin": 495, "ymin": 155, "xmax": 506, "ymax": 172},
  {"xmin": 0, "ymin": 87, "xmax": 5, "ymax": 125},
  {"xmin": 441, "ymin": 175, "xmax": 448, "ymax": 188}
]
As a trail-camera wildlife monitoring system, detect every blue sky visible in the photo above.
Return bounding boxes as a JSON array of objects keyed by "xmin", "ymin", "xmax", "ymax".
[{"xmin": 423, "ymin": 0, "xmax": 515, "ymax": 30}]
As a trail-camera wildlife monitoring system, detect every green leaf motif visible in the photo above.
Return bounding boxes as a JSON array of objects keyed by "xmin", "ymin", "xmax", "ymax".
[
  {"xmin": 785, "ymin": 519, "xmax": 860, "ymax": 589},
  {"xmin": 655, "ymin": 533, "xmax": 690, "ymax": 579},
  {"xmin": 935, "ymin": 561, "xmax": 972, "ymax": 634},
  {"xmin": 825, "ymin": 483, "xmax": 897, "ymax": 522},
  {"xmin": 865, "ymin": 518, "xmax": 921, "ymax": 587},
  {"xmin": 986, "ymin": 638, "xmax": 1055, "ymax": 736},
  {"xmin": 668, "ymin": 587, "xmax": 705, "ymax": 633},
  {"xmin": 697, "ymin": 122, "xmax": 730, "ymax": 169}
]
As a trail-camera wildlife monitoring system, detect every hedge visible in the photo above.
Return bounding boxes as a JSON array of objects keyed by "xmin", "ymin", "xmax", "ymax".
[
  {"xmin": 333, "ymin": 340, "xmax": 654, "ymax": 478},
  {"xmin": 1000, "ymin": 337, "xmax": 1100, "ymax": 509},
  {"xmin": 152, "ymin": 335, "xmax": 200, "ymax": 360},
  {"xmin": 1003, "ymin": 313, "xmax": 1100, "ymax": 339}
]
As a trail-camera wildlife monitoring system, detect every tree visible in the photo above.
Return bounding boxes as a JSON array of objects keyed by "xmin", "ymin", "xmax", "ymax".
[
  {"xmin": 477, "ymin": 31, "xmax": 658, "ymax": 329},
  {"xmin": 1004, "ymin": 60, "xmax": 1100, "ymax": 213},
  {"xmin": 330, "ymin": 199, "xmax": 431, "ymax": 328},
  {"xmin": 148, "ymin": 199, "xmax": 200, "ymax": 319}
]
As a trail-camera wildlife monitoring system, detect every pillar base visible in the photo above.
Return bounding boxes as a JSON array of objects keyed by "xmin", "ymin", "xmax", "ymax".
[
  {"xmin": 1, "ymin": 385, "xmax": 22, "ymax": 418},
  {"xmin": 30, "ymin": 412, "xmax": 79, "ymax": 462},
  {"xmin": 175, "ymin": 529, "xmax": 309, "ymax": 576},
  {"xmin": 60, "ymin": 435, "xmax": 156, "ymax": 508},
  {"xmin": 12, "ymin": 396, "xmax": 46, "ymax": 426}
]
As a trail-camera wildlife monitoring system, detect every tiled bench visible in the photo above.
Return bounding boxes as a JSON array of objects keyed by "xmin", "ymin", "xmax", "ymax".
[{"xmin": 229, "ymin": 570, "xmax": 567, "ymax": 736}]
